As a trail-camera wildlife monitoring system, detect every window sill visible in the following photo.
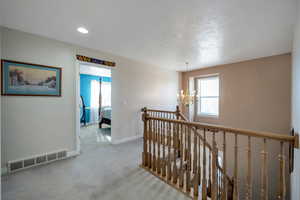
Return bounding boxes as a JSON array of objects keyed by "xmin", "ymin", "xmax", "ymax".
[{"xmin": 197, "ymin": 113, "xmax": 219, "ymax": 119}]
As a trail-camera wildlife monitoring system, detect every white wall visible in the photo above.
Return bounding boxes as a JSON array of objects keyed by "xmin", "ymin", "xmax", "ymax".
[
  {"xmin": 1, "ymin": 27, "xmax": 178, "ymax": 167},
  {"xmin": 291, "ymin": 1, "xmax": 300, "ymax": 199},
  {"xmin": 1, "ymin": 28, "xmax": 78, "ymax": 167}
]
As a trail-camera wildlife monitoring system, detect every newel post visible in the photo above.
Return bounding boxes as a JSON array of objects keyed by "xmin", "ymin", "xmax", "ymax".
[{"xmin": 142, "ymin": 107, "xmax": 149, "ymax": 167}]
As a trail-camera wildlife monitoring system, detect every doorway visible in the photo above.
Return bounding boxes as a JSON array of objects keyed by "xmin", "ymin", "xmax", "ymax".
[{"xmin": 78, "ymin": 63, "xmax": 112, "ymax": 152}]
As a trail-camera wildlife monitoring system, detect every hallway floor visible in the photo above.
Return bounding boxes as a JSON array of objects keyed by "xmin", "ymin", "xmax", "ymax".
[
  {"xmin": 1, "ymin": 138, "xmax": 189, "ymax": 200},
  {"xmin": 80, "ymin": 124, "xmax": 111, "ymax": 152}
]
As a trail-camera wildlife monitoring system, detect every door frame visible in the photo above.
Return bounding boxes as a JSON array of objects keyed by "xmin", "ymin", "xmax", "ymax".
[{"xmin": 75, "ymin": 61, "xmax": 113, "ymax": 153}]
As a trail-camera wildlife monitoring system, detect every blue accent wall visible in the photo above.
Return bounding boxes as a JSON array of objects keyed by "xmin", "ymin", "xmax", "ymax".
[{"xmin": 80, "ymin": 74, "xmax": 111, "ymax": 123}]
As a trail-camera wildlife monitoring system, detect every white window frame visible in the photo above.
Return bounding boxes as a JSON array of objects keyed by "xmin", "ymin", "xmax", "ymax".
[{"xmin": 195, "ymin": 74, "xmax": 220, "ymax": 118}]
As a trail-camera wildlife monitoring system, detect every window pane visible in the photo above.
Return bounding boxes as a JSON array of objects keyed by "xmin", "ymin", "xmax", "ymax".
[
  {"xmin": 198, "ymin": 76, "xmax": 219, "ymax": 97},
  {"xmin": 199, "ymin": 97, "xmax": 219, "ymax": 116},
  {"xmin": 90, "ymin": 80, "xmax": 100, "ymax": 108},
  {"xmin": 101, "ymin": 82, "xmax": 111, "ymax": 107}
]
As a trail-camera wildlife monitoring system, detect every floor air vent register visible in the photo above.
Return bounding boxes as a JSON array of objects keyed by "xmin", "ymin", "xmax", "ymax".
[{"xmin": 8, "ymin": 150, "xmax": 67, "ymax": 173}]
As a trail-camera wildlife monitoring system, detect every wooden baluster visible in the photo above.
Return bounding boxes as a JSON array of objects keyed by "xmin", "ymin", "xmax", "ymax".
[
  {"xmin": 222, "ymin": 131, "xmax": 227, "ymax": 200},
  {"xmin": 185, "ymin": 126, "xmax": 191, "ymax": 194},
  {"xmin": 217, "ymin": 165, "xmax": 219, "ymax": 199},
  {"xmin": 193, "ymin": 129, "xmax": 197, "ymax": 174},
  {"xmin": 146, "ymin": 116, "xmax": 150, "ymax": 168},
  {"xmin": 202, "ymin": 129, "xmax": 207, "ymax": 200},
  {"xmin": 165, "ymin": 120, "xmax": 168, "ymax": 173},
  {"xmin": 157, "ymin": 114, "xmax": 159, "ymax": 173},
  {"xmin": 184, "ymin": 125, "xmax": 187, "ymax": 189},
  {"xmin": 167, "ymin": 122, "xmax": 172, "ymax": 181},
  {"xmin": 157, "ymin": 119, "xmax": 161, "ymax": 174},
  {"xmin": 246, "ymin": 136, "xmax": 252, "ymax": 200},
  {"xmin": 208, "ymin": 147, "xmax": 212, "ymax": 196},
  {"xmin": 185, "ymin": 124, "xmax": 188, "ymax": 161},
  {"xmin": 260, "ymin": 138, "xmax": 268, "ymax": 200},
  {"xmin": 162, "ymin": 121, "xmax": 166, "ymax": 177},
  {"xmin": 179, "ymin": 124, "xmax": 184, "ymax": 188},
  {"xmin": 157, "ymin": 117, "xmax": 160, "ymax": 172},
  {"xmin": 148, "ymin": 119, "xmax": 152, "ymax": 169},
  {"xmin": 211, "ymin": 132, "xmax": 217, "ymax": 200},
  {"xmin": 219, "ymin": 167, "xmax": 221, "ymax": 198},
  {"xmin": 173, "ymin": 122, "xmax": 178, "ymax": 184},
  {"xmin": 198, "ymin": 133, "xmax": 202, "ymax": 186},
  {"xmin": 153, "ymin": 119, "xmax": 156, "ymax": 172},
  {"xmin": 233, "ymin": 133, "xmax": 239, "ymax": 200},
  {"xmin": 160, "ymin": 119, "xmax": 163, "ymax": 173},
  {"xmin": 193, "ymin": 128, "xmax": 199, "ymax": 197},
  {"xmin": 218, "ymin": 168, "xmax": 220, "ymax": 198},
  {"xmin": 277, "ymin": 141, "xmax": 286, "ymax": 200},
  {"xmin": 152, "ymin": 119, "xmax": 155, "ymax": 170}
]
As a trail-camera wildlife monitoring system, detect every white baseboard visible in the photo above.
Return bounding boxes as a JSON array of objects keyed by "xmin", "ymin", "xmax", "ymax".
[{"xmin": 112, "ymin": 135, "xmax": 142, "ymax": 145}]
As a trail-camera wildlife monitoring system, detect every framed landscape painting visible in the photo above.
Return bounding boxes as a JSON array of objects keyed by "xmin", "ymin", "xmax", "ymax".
[{"xmin": 1, "ymin": 60, "xmax": 62, "ymax": 96}]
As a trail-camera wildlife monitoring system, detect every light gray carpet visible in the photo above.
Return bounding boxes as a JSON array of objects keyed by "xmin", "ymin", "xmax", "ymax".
[
  {"xmin": 80, "ymin": 125, "xmax": 112, "ymax": 152},
  {"xmin": 1, "ymin": 137, "xmax": 190, "ymax": 200}
]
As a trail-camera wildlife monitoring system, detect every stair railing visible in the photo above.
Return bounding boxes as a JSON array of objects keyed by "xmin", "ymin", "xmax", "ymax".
[{"xmin": 140, "ymin": 107, "xmax": 299, "ymax": 200}]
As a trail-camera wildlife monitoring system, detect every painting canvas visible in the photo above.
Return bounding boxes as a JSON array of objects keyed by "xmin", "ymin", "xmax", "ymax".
[{"xmin": 1, "ymin": 60, "xmax": 61, "ymax": 96}]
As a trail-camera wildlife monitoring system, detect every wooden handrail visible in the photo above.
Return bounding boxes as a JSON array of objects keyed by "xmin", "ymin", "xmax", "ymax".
[
  {"xmin": 142, "ymin": 108, "xmax": 176, "ymax": 114},
  {"xmin": 178, "ymin": 112, "xmax": 189, "ymax": 121},
  {"xmin": 145, "ymin": 116, "xmax": 297, "ymax": 144}
]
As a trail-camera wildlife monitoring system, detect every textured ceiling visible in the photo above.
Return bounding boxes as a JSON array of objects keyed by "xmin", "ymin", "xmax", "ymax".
[{"xmin": 0, "ymin": 0, "xmax": 297, "ymax": 71}]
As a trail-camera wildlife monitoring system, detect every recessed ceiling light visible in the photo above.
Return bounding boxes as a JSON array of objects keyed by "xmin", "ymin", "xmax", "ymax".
[{"xmin": 77, "ymin": 27, "xmax": 88, "ymax": 34}]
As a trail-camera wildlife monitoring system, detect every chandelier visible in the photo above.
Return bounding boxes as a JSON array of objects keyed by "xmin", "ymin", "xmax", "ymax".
[{"xmin": 177, "ymin": 62, "xmax": 198, "ymax": 106}]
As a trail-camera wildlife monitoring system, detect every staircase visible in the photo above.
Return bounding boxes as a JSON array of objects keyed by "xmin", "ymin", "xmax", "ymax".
[{"xmin": 140, "ymin": 106, "xmax": 299, "ymax": 200}]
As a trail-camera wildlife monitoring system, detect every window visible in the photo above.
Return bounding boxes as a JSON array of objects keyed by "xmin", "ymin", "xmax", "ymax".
[
  {"xmin": 196, "ymin": 75, "xmax": 219, "ymax": 117},
  {"xmin": 90, "ymin": 80, "xmax": 111, "ymax": 123},
  {"xmin": 101, "ymin": 82, "xmax": 111, "ymax": 107},
  {"xmin": 90, "ymin": 80, "xmax": 111, "ymax": 108}
]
